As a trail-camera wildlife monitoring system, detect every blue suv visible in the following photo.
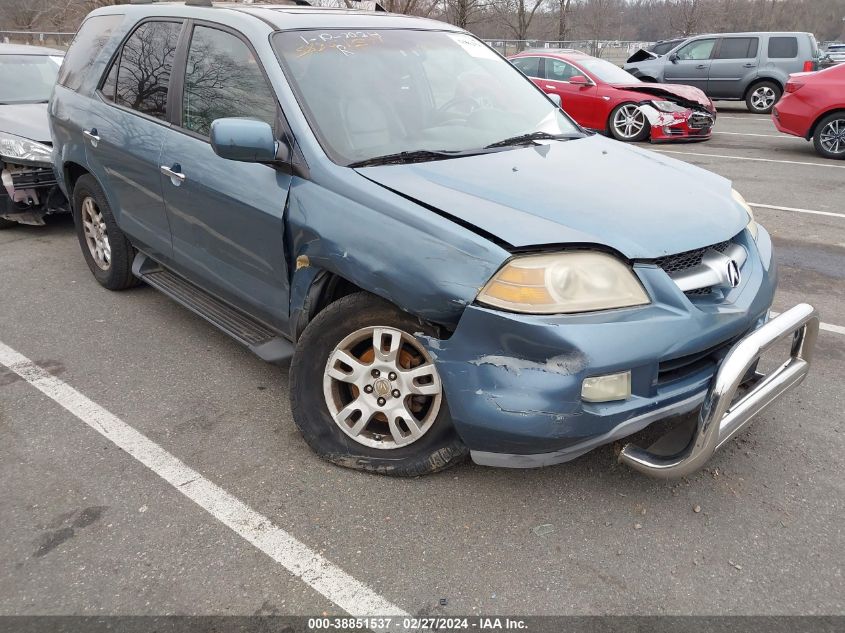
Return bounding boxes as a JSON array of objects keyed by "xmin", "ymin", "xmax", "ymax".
[{"xmin": 50, "ymin": 1, "xmax": 818, "ymax": 477}]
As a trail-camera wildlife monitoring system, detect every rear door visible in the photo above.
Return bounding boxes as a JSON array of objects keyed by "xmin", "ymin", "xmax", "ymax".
[
  {"xmin": 707, "ymin": 36, "xmax": 759, "ymax": 98},
  {"xmin": 85, "ymin": 19, "xmax": 184, "ymax": 262},
  {"xmin": 663, "ymin": 37, "xmax": 716, "ymax": 91},
  {"xmin": 159, "ymin": 22, "xmax": 292, "ymax": 329},
  {"xmin": 541, "ymin": 58, "xmax": 602, "ymax": 129}
]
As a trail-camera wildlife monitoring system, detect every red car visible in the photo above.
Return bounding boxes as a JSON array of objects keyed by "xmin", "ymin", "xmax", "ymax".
[
  {"xmin": 773, "ymin": 63, "xmax": 845, "ymax": 159},
  {"xmin": 508, "ymin": 49, "xmax": 716, "ymax": 143}
]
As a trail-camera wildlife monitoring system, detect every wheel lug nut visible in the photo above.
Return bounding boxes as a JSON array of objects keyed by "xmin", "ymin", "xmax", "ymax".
[
  {"xmin": 371, "ymin": 369, "xmax": 380, "ymax": 378},
  {"xmin": 388, "ymin": 372, "xmax": 397, "ymax": 380},
  {"xmin": 377, "ymin": 397, "xmax": 386, "ymax": 406},
  {"xmin": 392, "ymin": 389, "xmax": 401, "ymax": 398},
  {"xmin": 364, "ymin": 385, "xmax": 373, "ymax": 394}
]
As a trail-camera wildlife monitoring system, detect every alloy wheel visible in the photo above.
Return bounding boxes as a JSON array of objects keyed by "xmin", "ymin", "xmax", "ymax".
[
  {"xmin": 750, "ymin": 86, "xmax": 776, "ymax": 112},
  {"xmin": 322, "ymin": 326, "xmax": 442, "ymax": 449},
  {"xmin": 819, "ymin": 118, "xmax": 845, "ymax": 156},
  {"xmin": 81, "ymin": 196, "xmax": 111, "ymax": 270},
  {"xmin": 612, "ymin": 104, "xmax": 646, "ymax": 140}
]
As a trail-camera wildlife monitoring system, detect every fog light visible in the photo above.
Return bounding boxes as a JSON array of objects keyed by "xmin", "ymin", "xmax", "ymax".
[{"xmin": 581, "ymin": 371, "xmax": 631, "ymax": 403}]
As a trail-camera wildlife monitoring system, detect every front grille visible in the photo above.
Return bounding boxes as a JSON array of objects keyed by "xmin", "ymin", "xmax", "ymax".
[
  {"xmin": 657, "ymin": 332, "xmax": 744, "ymax": 384},
  {"xmin": 9, "ymin": 166, "xmax": 57, "ymax": 190},
  {"xmin": 689, "ymin": 112, "xmax": 714, "ymax": 129},
  {"xmin": 653, "ymin": 240, "xmax": 731, "ymax": 275}
]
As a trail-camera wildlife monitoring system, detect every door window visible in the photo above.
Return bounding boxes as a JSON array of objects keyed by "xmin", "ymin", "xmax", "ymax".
[
  {"xmin": 114, "ymin": 21, "xmax": 182, "ymax": 120},
  {"xmin": 715, "ymin": 37, "xmax": 759, "ymax": 59},
  {"xmin": 676, "ymin": 39, "xmax": 716, "ymax": 61},
  {"xmin": 768, "ymin": 37, "xmax": 798, "ymax": 59},
  {"xmin": 510, "ymin": 56, "xmax": 542, "ymax": 78},
  {"xmin": 545, "ymin": 59, "xmax": 580, "ymax": 82},
  {"xmin": 181, "ymin": 26, "xmax": 277, "ymax": 137}
]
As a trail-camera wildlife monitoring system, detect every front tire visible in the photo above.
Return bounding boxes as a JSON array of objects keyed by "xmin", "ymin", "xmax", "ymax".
[
  {"xmin": 0, "ymin": 217, "xmax": 16, "ymax": 230},
  {"xmin": 813, "ymin": 112, "xmax": 845, "ymax": 160},
  {"xmin": 746, "ymin": 81, "xmax": 781, "ymax": 114},
  {"xmin": 72, "ymin": 174, "xmax": 139, "ymax": 290},
  {"xmin": 609, "ymin": 103, "xmax": 651, "ymax": 142},
  {"xmin": 290, "ymin": 292, "xmax": 467, "ymax": 476}
]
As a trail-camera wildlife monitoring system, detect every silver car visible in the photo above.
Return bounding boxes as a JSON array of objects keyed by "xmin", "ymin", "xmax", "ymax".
[{"xmin": 624, "ymin": 32, "xmax": 822, "ymax": 114}]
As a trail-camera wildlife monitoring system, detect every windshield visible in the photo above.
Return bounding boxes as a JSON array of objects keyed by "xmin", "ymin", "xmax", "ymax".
[
  {"xmin": 0, "ymin": 54, "xmax": 62, "ymax": 104},
  {"xmin": 273, "ymin": 29, "xmax": 579, "ymax": 165},
  {"xmin": 577, "ymin": 58, "xmax": 639, "ymax": 84}
]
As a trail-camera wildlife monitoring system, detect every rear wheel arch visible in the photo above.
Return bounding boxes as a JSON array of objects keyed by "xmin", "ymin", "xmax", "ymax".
[
  {"xmin": 743, "ymin": 77, "xmax": 784, "ymax": 101},
  {"xmin": 807, "ymin": 108, "xmax": 845, "ymax": 140}
]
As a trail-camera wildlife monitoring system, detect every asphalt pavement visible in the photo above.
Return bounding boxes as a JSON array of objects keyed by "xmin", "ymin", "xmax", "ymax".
[{"xmin": 1, "ymin": 103, "xmax": 843, "ymax": 619}]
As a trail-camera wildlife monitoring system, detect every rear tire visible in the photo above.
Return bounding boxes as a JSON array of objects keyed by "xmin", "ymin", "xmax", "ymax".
[
  {"xmin": 812, "ymin": 112, "xmax": 845, "ymax": 160},
  {"xmin": 290, "ymin": 291, "xmax": 467, "ymax": 476},
  {"xmin": 72, "ymin": 174, "xmax": 139, "ymax": 290},
  {"xmin": 608, "ymin": 103, "xmax": 651, "ymax": 142},
  {"xmin": 0, "ymin": 217, "xmax": 16, "ymax": 230},
  {"xmin": 746, "ymin": 81, "xmax": 781, "ymax": 114}
]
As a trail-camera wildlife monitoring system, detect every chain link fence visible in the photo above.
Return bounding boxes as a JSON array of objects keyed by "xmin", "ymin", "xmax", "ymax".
[
  {"xmin": 0, "ymin": 31, "xmax": 76, "ymax": 49},
  {"xmin": 483, "ymin": 40, "xmax": 653, "ymax": 65}
]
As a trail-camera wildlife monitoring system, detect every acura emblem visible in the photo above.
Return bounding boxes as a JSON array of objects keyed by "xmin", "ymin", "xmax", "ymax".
[{"xmin": 726, "ymin": 260, "xmax": 741, "ymax": 288}]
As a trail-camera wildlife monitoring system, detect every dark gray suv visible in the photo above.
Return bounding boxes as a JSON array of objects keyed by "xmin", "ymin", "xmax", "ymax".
[{"xmin": 624, "ymin": 32, "xmax": 822, "ymax": 114}]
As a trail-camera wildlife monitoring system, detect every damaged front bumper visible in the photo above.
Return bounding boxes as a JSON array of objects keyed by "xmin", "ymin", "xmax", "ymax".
[
  {"xmin": 638, "ymin": 104, "xmax": 715, "ymax": 142},
  {"xmin": 1, "ymin": 160, "xmax": 68, "ymax": 226},
  {"xmin": 420, "ymin": 227, "xmax": 816, "ymax": 477}
]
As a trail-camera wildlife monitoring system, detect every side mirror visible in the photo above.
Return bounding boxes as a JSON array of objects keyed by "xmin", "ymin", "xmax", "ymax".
[
  {"xmin": 210, "ymin": 118, "xmax": 277, "ymax": 163},
  {"xmin": 669, "ymin": 52, "xmax": 679, "ymax": 63},
  {"xmin": 547, "ymin": 93, "xmax": 562, "ymax": 107},
  {"xmin": 569, "ymin": 75, "xmax": 591, "ymax": 86}
]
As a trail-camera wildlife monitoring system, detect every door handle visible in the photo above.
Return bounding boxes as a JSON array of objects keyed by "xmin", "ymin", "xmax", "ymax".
[
  {"xmin": 160, "ymin": 164, "xmax": 186, "ymax": 186},
  {"xmin": 695, "ymin": 64, "xmax": 707, "ymax": 69},
  {"xmin": 545, "ymin": 84, "xmax": 556, "ymax": 90},
  {"xmin": 743, "ymin": 63, "xmax": 757, "ymax": 68},
  {"xmin": 83, "ymin": 128, "xmax": 100, "ymax": 148}
]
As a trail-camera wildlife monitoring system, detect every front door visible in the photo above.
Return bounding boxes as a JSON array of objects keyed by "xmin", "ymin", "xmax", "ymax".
[
  {"xmin": 663, "ymin": 38, "xmax": 717, "ymax": 91},
  {"xmin": 541, "ymin": 57, "xmax": 602, "ymax": 130},
  {"xmin": 160, "ymin": 23, "xmax": 292, "ymax": 330}
]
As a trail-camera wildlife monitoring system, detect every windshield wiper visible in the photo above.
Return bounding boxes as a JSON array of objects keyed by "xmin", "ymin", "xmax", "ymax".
[
  {"xmin": 484, "ymin": 131, "xmax": 578, "ymax": 149},
  {"xmin": 348, "ymin": 149, "xmax": 479, "ymax": 168}
]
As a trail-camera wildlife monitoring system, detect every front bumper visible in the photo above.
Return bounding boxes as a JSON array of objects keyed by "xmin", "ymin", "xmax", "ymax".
[
  {"xmin": 1, "ymin": 160, "xmax": 68, "ymax": 225},
  {"xmin": 639, "ymin": 104, "xmax": 714, "ymax": 142},
  {"xmin": 620, "ymin": 303, "xmax": 818, "ymax": 477},
  {"xmin": 419, "ymin": 227, "xmax": 816, "ymax": 477}
]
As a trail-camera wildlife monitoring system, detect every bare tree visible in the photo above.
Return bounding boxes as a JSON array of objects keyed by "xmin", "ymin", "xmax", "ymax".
[
  {"xmin": 445, "ymin": 0, "xmax": 485, "ymax": 29},
  {"xmin": 557, "ymin": 0, "xmax": 575, "ymax": 41},
  {"xmin": 490, "ymin": 0, "xmax": 545, "ymax": 44},
  {"xmin": 668, "ymin": 0, "xmax": 706, "ymax": 35}
]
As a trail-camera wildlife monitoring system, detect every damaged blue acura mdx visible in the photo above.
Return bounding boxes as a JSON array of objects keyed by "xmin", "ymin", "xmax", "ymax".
[{"xmin": 50, "ymin": 1, "xmax": 819, "ymax": 477}]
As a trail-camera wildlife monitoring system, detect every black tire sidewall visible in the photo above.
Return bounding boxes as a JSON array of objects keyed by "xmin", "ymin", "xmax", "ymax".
[
  {"xmin": 72, "ymin": 175, "xmax": 137, "ymax": 290},
  {"xmin": 609, "ymin": 103, "xmax": 651, "ymax": 142},
  {"xmin": 813, "ymin": 113, "xmax": 845, "ymax": 160},
  {"xmin": 289, "ymin": 292, "xmax": 466, "ymax": 475},
  {"xmin": 746, "ymin": 81, "xmax": 781, "ymax": 114}
]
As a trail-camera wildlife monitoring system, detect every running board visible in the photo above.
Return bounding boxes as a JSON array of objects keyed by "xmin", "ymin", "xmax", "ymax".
[{"xmin": 132, "ymin": 254, "xmax": 294, "ymax": 364}]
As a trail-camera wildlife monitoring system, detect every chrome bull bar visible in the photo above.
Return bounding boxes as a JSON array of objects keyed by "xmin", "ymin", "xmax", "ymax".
[{"xmin": 620, "ymin": 303, "xmax": 819, "ymax": 478}]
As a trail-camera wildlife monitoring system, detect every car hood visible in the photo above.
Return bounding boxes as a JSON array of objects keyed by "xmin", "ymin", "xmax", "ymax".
[
  {"xmin": 626, "ymin": 49, "xmax": 659, "ymax": 63},
  {"xmin": 611, "ymin": 83, "xmax": 713, "ymax": 110},
  {"xmin": 356, "ymin": 134, "xmax": 747, "ymax": 259},
  {"xmin": 0, "ymin": 103, "xmax": 50, "ymax": 144}
]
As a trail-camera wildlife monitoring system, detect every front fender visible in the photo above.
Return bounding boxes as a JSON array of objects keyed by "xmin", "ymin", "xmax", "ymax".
[{"xmin": 284, "ymin": 176, "xmax": 510, "ymax": 330}]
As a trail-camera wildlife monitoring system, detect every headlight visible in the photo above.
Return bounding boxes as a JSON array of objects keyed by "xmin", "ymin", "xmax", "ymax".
[
  {"xmin": 732, "ymin": 188, "xmax": 758, "ymax": 241},
  {"xmin": 477, "ymin": 251, "xmax": 650, "ymax": 314},
  {"xmin": 650, "ymin": 100, "xmax": 687, "ymax": 113},
  {"xmin": 0, "ymin": 132, "xmax": 52, "ymax": 164}
]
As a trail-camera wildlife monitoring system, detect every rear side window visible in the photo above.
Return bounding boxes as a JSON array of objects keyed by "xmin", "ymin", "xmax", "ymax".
[
  {"xmin": 115, "ymin": 21, "xmax": 182, "ymax": 120},
  {"xmin": 768, "ymin": 37, "xmax": 798, "ymax": 59},
  {"xmin": 181, "ymin": 26, "xmax": 277, "ymax": 136},
  {"xmin": 57, "ymin": 14, "xmax": 123, "ymax": 92},
  {"xmin": 511, "ymin": 56, "xmax": 542, "ymax": 78},
  {"xmin": 715, "ymin": 37, "xmax": 758, "ymax": 59}
]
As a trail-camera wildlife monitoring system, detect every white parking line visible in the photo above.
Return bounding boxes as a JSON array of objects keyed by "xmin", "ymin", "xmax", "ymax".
[
  {"xmin": 653, "ymin": 149, "xmax": 845, "ymax": 170},
  {"xmin": 749, "ymin": 203, "xmax": 845, "ymax": 219},
  {"xmin": 770, "ymin": 313, "xmax": 845, "ymax": 336},
  {"xmin": 716, "ymin": 116, "xmax": 771, "ymax": 121},
  {"xmin": 714, "ymin": 131, "xmax": 794, "ymax": 139},
  {"xmin": 0, "ymin": 340, "xmax": 406, "ymax": 618}
]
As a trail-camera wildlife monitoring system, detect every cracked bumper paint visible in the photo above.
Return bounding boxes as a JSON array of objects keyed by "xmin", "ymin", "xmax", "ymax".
[{"xmin": 421, "ymin": 228, "xmax": 776, "ymax": 467}]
